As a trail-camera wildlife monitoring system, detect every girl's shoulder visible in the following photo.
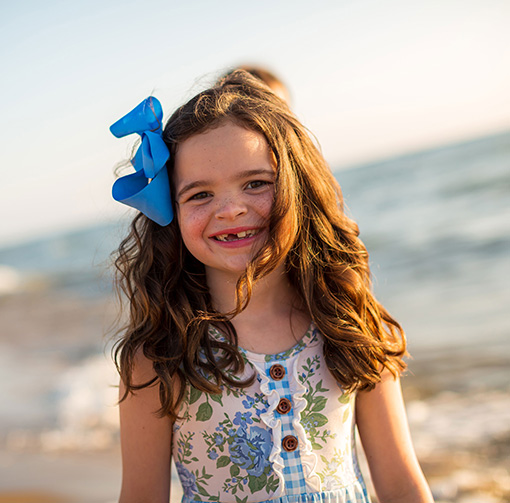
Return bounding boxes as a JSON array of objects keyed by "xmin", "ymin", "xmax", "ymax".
[{"xmin": 125, "ymin": 346, "xmax": 158, "ymax": 386}]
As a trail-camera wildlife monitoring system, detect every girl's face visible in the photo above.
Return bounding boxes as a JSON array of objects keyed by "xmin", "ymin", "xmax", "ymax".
[{"xmin": 174, "ymin": 121, "xmax": 276, "ymax": 279}]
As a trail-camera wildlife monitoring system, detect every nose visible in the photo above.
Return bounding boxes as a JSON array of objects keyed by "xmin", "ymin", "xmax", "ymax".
[{"xmin": 214, "ymin": 195, "xmax": 247, "ymax": 220}]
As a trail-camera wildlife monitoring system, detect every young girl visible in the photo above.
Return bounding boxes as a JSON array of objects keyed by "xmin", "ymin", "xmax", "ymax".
[{"xmin": 111, "ymin": 71, "xmax": 433, "ymax": 503}]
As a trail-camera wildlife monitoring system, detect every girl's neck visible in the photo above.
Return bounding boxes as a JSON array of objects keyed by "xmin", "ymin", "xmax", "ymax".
[
  {"xmin": 207, "ymin": 264, "xmax": 295, "ymax": 316},
  {"xmin": 206, "ymin": 265, "xmax": 311, "ymax": 354}
]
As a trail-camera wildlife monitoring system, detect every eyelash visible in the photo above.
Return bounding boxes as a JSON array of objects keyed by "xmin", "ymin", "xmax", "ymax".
[{"xmin": 187, "ymin": 180, "xmax": 272, "ymax": 202}]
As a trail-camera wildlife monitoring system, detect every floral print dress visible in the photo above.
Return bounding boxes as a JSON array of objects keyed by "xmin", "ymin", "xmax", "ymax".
[{"xmin": 173, "ymin": 323, "xmax": 371, "ymax": 503}]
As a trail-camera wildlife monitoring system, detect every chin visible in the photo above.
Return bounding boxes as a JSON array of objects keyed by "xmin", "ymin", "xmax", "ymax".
[{"xmin": 206, "ymin": 259, "xmax": 253, "ymax": 278}]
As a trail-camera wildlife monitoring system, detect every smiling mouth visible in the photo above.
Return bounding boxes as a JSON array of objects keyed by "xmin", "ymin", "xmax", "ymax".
[{"xmin": 213, "ymin": 229, "xmax": 261, "ymax": 242}]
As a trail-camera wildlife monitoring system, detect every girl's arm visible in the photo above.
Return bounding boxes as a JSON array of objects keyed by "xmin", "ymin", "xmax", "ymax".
[
  {"xmin": 356, "ymin": 371, "xmax": 434, "ymax": 503},
  {"xmin": 118, "ymin": 351, "xmax": 173, "ymax": 503}
]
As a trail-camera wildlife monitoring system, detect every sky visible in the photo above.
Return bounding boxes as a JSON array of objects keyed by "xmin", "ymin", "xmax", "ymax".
[{"xmin": 1, "ymin": 0, "xmax": 509, "ymax": 247}]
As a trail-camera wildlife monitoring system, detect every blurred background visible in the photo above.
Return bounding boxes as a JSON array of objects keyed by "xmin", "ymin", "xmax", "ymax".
[{"xmin": 0, "ymin": 0, "xmax": 509, "ymax": 502}]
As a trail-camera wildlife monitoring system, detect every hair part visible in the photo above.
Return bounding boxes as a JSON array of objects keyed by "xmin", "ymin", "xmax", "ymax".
[{"xmin": 113, "ymin": 70, "xmax": 406, "ymax": 421}]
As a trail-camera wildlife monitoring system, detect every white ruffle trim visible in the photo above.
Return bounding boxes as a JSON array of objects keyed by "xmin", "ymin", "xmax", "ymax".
[{"xmin": 249, "ymin": 349, "xmax": 321, "ymax": 497}]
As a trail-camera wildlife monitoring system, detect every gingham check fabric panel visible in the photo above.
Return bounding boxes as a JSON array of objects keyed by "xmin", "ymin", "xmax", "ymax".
[{"xmin": 266, "ymin": 361, "xmax": 307, "ymax": 494}]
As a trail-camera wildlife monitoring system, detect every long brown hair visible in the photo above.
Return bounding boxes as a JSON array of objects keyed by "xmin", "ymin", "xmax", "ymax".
[{"xmin": 113, "ymin": 71, "xmax": 406, "ymax": 421}]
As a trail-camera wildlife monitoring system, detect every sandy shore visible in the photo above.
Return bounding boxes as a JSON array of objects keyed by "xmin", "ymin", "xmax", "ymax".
[
  {"xmin": 0, "ymin": 446, "xmax": 188, "ymax": 503},
  {"xmin": 0, "ymin": 448, "xmax": 121, "ymax": 503},
  {"xmin": 1, "ymin": 290, "xmax": 509, "ymax": 503}
]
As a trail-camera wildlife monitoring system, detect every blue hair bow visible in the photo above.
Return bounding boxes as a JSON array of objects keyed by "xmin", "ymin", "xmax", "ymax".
[{"xmin": 110, "ymin": 96, "xmax": 173, "ymax": 226}]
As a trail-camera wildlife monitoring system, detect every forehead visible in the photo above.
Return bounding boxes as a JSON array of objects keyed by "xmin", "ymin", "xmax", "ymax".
[
  {"xmin": 173, "ymin": 122, "xmax": 274, "ymax": 183},
  {"xmin": 177, "ymin": 122, "xmax": 268, "ymax": 161}
]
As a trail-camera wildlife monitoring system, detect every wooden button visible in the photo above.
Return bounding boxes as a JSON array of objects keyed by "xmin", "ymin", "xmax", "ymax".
[
  {"xmin": 276, "ymin": 397, "xmax": 292, "ymax": 414},
  {"xmin": 282, "ymin": 435, "xmax": 298, "ymax": 452},
  {"xmin": 269, "ymin": 364, "xmax": 285, "ymax": 380}
]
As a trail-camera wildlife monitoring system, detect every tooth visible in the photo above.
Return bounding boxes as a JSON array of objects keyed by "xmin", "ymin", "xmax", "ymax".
[{"xmin": 214, "ymin": 230, "xmax": 259, "ymax": 241}]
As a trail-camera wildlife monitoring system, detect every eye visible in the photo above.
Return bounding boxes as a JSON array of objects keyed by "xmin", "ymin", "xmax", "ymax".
[
  {"xmin": 189, "ymin": 191, "xmax": 210, "ymax": 201},
  {"xmin": 246, "ymin": 180, "xmax": 271, "ymax": 190}
]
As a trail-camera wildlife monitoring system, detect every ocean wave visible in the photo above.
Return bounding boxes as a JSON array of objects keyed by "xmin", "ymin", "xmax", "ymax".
[
  {"xmin": 408, "ymin": 390, "xmax": 510, "ymax": 457},
  {"xmin": 0, "ymin": 265, "xmax": 21, "ymax": 295},
  {"xmin": 3, "ymin": 354, "xmax": 120, "ymax": 452}
]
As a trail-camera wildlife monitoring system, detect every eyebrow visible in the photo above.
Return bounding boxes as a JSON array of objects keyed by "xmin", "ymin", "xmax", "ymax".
[{"xmin": 176, "ymin": 168, "xmax": 275, "ymax": 199}]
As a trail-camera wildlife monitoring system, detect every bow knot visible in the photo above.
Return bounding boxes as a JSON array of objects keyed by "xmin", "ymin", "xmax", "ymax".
[{"xmin": 110, "ymin": 97, "xmax": 173, "ymax": 226}]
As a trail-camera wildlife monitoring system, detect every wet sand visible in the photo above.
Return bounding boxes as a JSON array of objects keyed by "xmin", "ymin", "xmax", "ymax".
[
  {"xmin": 0, "ymin": 449, "xmax": 120, "ymax": 503},
  {"xmin": 0, "ymin": 494, "xmax": 69, "ymax": 503}
]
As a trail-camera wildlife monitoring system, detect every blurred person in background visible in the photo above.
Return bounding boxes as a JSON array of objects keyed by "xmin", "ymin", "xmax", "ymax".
[{"xmin": 220, "ymin": 64, "xmax": 291, "ymax": 104}]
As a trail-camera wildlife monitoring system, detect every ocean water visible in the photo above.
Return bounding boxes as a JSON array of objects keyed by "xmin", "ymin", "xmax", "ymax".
[
  {"xmin": 0, "ymin": 221, "xmax": 125, "ymax": 298},
  {"xmin": 0, "ymin": 130, "xmax": 509, "ymax": 455},
  {"xmin": 337, "ymin": 130, "xmax": 510, "ymax": 353}
]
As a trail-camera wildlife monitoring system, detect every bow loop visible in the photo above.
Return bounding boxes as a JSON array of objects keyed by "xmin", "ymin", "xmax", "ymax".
[
  {"xmin": 110, "ymin": 96, "xmax": 163, "ymax": 137},
  {"xmin": 110, "ymin": 97, "xmax": 173, "ymax": 226},
  {"xmin": 131, "ymin": 131, "xmax": 170, "ymax": 179}
]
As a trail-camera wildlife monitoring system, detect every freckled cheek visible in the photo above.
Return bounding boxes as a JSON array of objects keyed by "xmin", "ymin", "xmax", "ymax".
[
  {"xmin": 177, "ymin": 207, "xmax": 211, "ymax": 240},
  {"xmin": 254, "ymin": 194, "xmax": 275, "ymax": 220}
]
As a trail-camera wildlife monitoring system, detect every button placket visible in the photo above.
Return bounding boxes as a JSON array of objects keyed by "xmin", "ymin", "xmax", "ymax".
[{"xmin": 267, "ymin": 362, "xmax": 299, "ymax": 457}]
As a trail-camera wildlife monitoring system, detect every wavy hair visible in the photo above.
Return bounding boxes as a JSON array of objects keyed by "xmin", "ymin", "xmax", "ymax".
[{"xmin": 113, "ymin": 71, "xmax": 406, "ymax": 421}]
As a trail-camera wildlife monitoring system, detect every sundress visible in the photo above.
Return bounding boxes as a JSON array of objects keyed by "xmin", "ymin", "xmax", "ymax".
[{"xmin": 173, "ymin": 323, "xmax": 371, "ymax": 503}]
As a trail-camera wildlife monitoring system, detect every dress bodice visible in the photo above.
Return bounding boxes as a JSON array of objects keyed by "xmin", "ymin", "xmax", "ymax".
[{"xmin": 172, "ymin": 324, "xmax": 370, "ymax": 503}]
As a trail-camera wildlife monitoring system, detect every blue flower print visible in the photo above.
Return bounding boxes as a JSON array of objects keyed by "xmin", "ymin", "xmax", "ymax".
[
  {"xmin": 175, "ymin": 461, "xmax": 197, "ymax": 498},
  {"xmin": 245, "ymin": 426, "xmax": 272, "ymax": 476},
  {"xmin": 233, "ymin": 411, "xmax": 253, "ymax": 426},
  {"xmin": 228, "ymin": 427, "xmax": 251, "ymax": 471},
  {"xmin": 213, "ymin": 433, "xmax": 223, "ymax": 446},
  {"xmin": 242, "ymin": 396, "xmax": 255, "ymax": 409},
  {"xmin": 208, "ymin": 449, "xmax": 219, "ymax": 460},
  {"xmin": 229, "ymin": 425, "xmax": 272, "ymax": 477}
]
